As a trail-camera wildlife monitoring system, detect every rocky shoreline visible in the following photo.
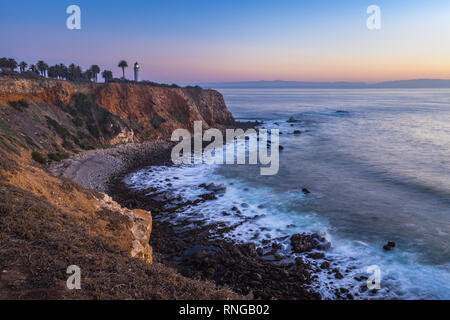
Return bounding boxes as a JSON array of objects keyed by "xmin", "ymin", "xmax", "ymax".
[{"xmin": 49, "ymin": 124, "xmax": 354, "ymax": 300}]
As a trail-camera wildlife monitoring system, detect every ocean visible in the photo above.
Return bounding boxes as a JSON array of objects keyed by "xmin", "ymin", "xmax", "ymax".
[{"xmin": 125, "ymin": 88, "xmax": 450, "ymax": 299}]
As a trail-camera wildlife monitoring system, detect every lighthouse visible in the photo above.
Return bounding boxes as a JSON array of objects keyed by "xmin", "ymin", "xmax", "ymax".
[{"xmin": 134, "ymin": 62, "xmax": 140, "ymax": 82}]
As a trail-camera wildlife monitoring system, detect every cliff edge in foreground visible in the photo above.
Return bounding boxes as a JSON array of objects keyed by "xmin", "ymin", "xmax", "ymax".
[{"xmin": 0, "ymin": 76, "xmax": 240, "ymax": 300}]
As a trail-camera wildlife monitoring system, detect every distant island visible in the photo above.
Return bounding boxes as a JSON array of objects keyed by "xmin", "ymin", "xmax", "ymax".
[{"xmin": 199, "ymin": 79, "xmax": 450, "ymax": 89}]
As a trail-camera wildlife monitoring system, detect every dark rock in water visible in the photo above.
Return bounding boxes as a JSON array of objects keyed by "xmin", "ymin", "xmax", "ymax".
[
  {"xmin": 320, "ymin": 262, "xmax": 330, "ymax": 269},
  {"xmin": 307, "ymin": 252, "xmax": 325, "ymax": 259},
  {"xmin": 302, "ymin": 188, "xmax": 311, "ymax": 195},
  {"xmin": 272, "ymin": 242, "xmax": 282, "ymax": 251},
  {"xmin": 286, "ymin": 224, "xmax": 296, "ymax": 229},
  {"xmin": 205, "ymin": 183, "xmax": 227, "ymax": 193},
  {"xmin": 293, "ymin": 130, "xmax": 302, "ymax": 135},
  {"xmin": 256, "ymin": 248, "xmax": 264, "ymax": 256},
  {"xmin": 198, "ymin": 183, "xmax": 207, "ymax": 188},
  {"xmin": 241, "ymin": 203, "xmax": 249, "ymax": 208},
  {"xmin": 200, "ymin": 193, "xmax": 217, "ymax": 201},
  {"xmin": 383, "ymin": 241, "xmax": 396, "ymax": 251},
  {"xmin": 333, "ymin": 269, "xmax": 344, "ymax": 279},
  {"xmin": 291, "ymin": 233, "xmax": 330, "ymax": 254},
  {"xmin": 291, "ymin": 233, "xmax": 319, "ymax": 253},
  {"xmin": 279, "ymin": 145, "xmax": 284, "ymax": 151},
  {"xmin": 287, "ymin": 116, "xmax": 301, "ymax": 123}
]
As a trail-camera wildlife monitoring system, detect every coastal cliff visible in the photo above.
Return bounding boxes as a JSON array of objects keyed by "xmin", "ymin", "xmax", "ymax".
[
  {"xmin": 0, "ymin": 76, "xmax": 235, "ymax": 148},
  {"xmin": 0, "ymin": 76, "xmax": 239, "ymax": 300}
]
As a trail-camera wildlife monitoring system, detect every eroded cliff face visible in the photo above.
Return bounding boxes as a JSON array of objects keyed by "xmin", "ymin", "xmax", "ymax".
[
  {"xmin": 95, "ymin": 83, "xmax": 235, "ymax": 139},
  {"xmin": 0, "ymin": 77, "xmax": 235, "ymax": 151}
]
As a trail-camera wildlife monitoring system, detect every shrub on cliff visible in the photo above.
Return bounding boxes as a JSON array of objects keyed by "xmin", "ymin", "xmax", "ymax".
[
  {"xmin": 62, "ymin": 140, "xmax": 74, "ymax": 150},
  {"xmin": 9, "ymin": 99, "xmax": 29, "ymax": 112},
  {"xmin": 152, "ymin": 114, "xmax": 166, "ymax": 129},
  {"xmin": 45, "ymin": 116, "xmax": 70, "ymax": 139},
  {"xmin": 48, "ymin": 153, "xmax": 69, "ymax": 162},
  {"xmin": 31, "ymin": 151, "xmax": 47, "ymax": 164}
]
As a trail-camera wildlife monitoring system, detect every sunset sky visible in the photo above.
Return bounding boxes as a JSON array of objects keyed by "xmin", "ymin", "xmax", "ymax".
[{"xmin": 1, "ymin": 0, "xmax": 450, "ymax": 84}]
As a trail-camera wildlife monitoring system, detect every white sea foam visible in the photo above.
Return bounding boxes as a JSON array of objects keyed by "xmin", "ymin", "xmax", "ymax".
[{"xmin": 125, "ymin": 104, "xmax": 450, "ymax": 299}]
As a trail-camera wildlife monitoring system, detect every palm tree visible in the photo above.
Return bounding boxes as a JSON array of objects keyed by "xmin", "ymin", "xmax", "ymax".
[
  {"xmin": 36, "ymin": 60, "xmax": 48, "ymax": 77},
  {"xmin": 118, "ymin": 60, "xmax": 128, "ymax": 79},
  {"xmin": 75, "ymin": 66, "xmax": 82, "ymax": 81},
  {"xmin": 30, "ymin": 64, "xmax": 39, "ymax": 74},
  {"xmin": 0, "ymin": 58, "xmax": 8, "ymax": 73},
  {"xmin": 68, "ymin": 64, "xmax": 76, "ymax": 80},
  {"xmin": 83, "ymin": 69, "xmax": 94, "ymax": 82},
  {"xmin": 91, "ymin": 65, "xmax": 100, "ymax": 82},
  {"xmin": 7, "ymin": 58, "xmax": 18, "ymax": 72},
  {"xmin": 59, "ymin": 64, "xmax": 69, "ymax": 80},
  {"xmin": 19, "ymin": 61, "xmax": 27, "ymax": 73},
  {"xmin": 68, "ymin": 64, "xmax": 82, "ymax": 81},
  {"xmin": 0, "ymin": 58, "xmax": 18, "ymax": 74},
  {"xmin": 102, "ymin": 70, "xmax": 113, "ymax": 83},
  {"xmin": 47, "ymin": 66, "xmax": 58, "ymax": 78}
]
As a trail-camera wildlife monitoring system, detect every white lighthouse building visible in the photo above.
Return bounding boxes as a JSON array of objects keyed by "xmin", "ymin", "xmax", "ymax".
[{"xmin": 134, "ymin": 62, "xmax": 140, "ymax": 82}]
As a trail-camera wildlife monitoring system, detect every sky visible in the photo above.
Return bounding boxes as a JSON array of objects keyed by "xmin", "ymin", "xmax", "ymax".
[{"xmin": 1, "ymin": 0, "xmax": 450, "ymax": 84}]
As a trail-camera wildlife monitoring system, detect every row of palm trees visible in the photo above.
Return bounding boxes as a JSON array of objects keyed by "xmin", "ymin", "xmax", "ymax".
[{"xmin": 0, "ymin": 57, "xmax": 133, "ymax": 83}]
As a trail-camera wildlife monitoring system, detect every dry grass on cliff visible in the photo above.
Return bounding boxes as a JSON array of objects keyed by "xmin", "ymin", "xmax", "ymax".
[{"xmin": 0, "ymin": 171, "xmax": 241, "ymax": 300}]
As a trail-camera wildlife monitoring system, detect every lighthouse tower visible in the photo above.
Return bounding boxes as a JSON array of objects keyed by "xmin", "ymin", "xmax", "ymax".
[{"xmin": 134, "ymin": 62, "xmax": 140, "ymax": 82}]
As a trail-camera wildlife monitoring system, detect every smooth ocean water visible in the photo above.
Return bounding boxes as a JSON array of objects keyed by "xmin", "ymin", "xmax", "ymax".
[{"xmin": 126, "ymin": 88, "xmax": 450, "ymax": 299}]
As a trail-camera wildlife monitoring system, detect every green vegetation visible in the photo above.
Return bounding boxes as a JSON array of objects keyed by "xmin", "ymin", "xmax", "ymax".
[
  {"xmin": 1, "ymin": 56, "xmax": 195, "ymax": 90},
  {"xmin": 45, "ymin": 116, "xmax": 70, "ymax": 139},
  {"xmin": 31, "ymin": 151, "xmax": 47, "ymax": 164},
  {"xmin": 0, "ymin": 57, "xmax": 18, "ymax": 74},
  {"xmin": 152, "ymin": 114, "xmax": 166, "ymax": 129},
  {"xmin": 79, "ymin": 143, "xmax": 95, "ymax": 150},
  {"xmin": 142, "ymin": 130, "xmax": 154, "ymax": 139},
  {"xmin": 91, "ymin": 65, "xmax": 100, "ymax": 82},
  {"xmin": 9, "ymin": 99, "xmax": 29, "ymax": 112},
  {"xmin": 62, "ymin": 140, "xmax": 74, "ymax": 150},
  {"xmin": 37, "ymin": 60, "xmax": 49, "ymax": 77},
  {"xmin": 118, "ymin": 60, "xmax": 128, "ymax": 79},
  {"xmin": 87, "ymin": 124, "xmax": 100, "ymax": 139},
  {"xmin": 24, "ymin": 135, "xmax": 37, "ymax": 148},
  {"xmin": 102, "ymin": 70, "xmax": 113, "ymax": 83},
  {"xmin": 47, "ymin": 152, "xmax": 69, "ymax": 162},
  {"xmin": 0, "ymin": 137, "xmax": 20, "ymax": 156},
  {"xmin": 72, "ymin": 116, "xmax": 83, "ymax": 127},
  {"xmin": 19, "ymin": 61, "xmax": 27, "ymax": 73},
  {"xmin": 174, "ymin": 109, "xmax": 188, "ymax": 124},
  {"xmin": 0, "ymin": 120, "xmax": 18, "ymax": 137}
]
